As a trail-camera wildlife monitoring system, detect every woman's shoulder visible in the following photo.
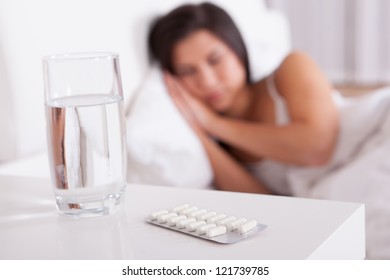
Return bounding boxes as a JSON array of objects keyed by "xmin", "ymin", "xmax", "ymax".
[
  {"xmin": 252, "ymin": 51, "xmax": 316, "ymax": 88},
  {"xmin": 276, "ymin": 51, "xmax": 318, "ymax": 77},
  {"xmin": 273, "ymin": 51, "xmax": 330, "ymax": 97},
  {"xmin": 250, "ymin": 52, "xmax": 315, "ymax": 94},
  {"xmin": 251, "ymin": 51, "xmax": 324, "ymax": 99}
]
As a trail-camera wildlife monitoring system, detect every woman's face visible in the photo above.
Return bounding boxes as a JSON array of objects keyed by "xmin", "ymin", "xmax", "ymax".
[{"xmin": 172, "ymin": 29, "xmax": 247, "ymax": 113}]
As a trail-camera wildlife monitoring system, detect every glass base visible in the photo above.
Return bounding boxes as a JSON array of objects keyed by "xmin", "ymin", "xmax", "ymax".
[{"xmin": 55, "ymin": 188, "xmax": 125, "ymax": 218}]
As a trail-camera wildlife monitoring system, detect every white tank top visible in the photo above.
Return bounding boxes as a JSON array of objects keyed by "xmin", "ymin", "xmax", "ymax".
[
  {"xmin": 265, "ymin": 73, "xmax": 290, "ymax": 126},
  {"xmin": 246, "ymin": 74, "xmax": 292, "ymax": 195}
]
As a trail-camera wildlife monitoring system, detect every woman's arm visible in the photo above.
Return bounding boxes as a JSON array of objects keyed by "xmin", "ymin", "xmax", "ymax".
[
  {"xmin": 209, "ymin": 118, "xmax": 337, "ymax": 166},
  {"xmin": 164, "ymin": 73, "xmax": 270, "ymax": 194},
  {"xmin": 206, "ymin": 52, "xmax": 339, "ymax": 166}
]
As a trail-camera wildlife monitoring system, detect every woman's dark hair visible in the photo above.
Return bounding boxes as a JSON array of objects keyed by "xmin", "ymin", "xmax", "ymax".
[{"xmin": 148, "ymin": 2, "xmax": 251, "ymax": 82}]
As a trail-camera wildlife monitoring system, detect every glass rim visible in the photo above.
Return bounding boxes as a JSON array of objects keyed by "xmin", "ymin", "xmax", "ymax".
[{"xmin": 42, "ymin": 51, "xmax": 118, "ymax": 62}]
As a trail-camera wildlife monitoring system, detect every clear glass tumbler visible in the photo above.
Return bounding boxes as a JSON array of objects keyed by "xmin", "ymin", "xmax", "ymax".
[{"xmin": 43, "ymin": 52, "xmax": 127, "ymax": 217}]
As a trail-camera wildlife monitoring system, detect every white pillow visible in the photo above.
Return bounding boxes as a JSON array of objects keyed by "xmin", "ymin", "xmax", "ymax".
[
  {"xmin": 218, "ymin": 3, "xmax": 291, "ymax": 81},
  {"xmin": 125, "ymin": 5, "xmax": 291, "ymax": 188}
]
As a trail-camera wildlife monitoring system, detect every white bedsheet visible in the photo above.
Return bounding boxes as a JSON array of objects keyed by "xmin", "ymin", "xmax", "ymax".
[{"xmin": 287, "ymin": 87, "xmax": 390, "ymax": 259}]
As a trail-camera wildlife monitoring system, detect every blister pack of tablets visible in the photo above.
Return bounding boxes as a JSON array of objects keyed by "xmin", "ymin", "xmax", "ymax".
[{"xmin": 146, "ymin": 204, "xmax": 267, "ymax": 244}]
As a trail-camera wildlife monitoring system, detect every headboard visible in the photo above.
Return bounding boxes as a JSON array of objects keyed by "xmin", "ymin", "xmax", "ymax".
[{"xmin": 0, "ymin": 0, "xmax": 290, "ymax": 162}]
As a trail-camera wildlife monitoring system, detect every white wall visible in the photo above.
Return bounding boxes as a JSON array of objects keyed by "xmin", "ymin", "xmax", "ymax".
[{"xmin": 0, "ymin": 0, "xmax": 284, "ymax": 161}]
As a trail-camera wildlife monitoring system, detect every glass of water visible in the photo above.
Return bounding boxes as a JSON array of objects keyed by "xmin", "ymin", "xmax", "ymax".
[{"xmin": 43, "ymin": 52, "xmax": 127, "ymax": 217}]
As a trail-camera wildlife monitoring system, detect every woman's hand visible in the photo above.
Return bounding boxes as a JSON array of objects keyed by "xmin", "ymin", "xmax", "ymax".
[{"xmin": 164, "ymin": 71, "xmax": 219, "ymax": 136}]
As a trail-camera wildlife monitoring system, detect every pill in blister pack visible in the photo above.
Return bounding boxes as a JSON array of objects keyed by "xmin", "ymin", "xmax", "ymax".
[{"xmin": 146, "ymin": 204, "xmax": 267, "ymax": 244}]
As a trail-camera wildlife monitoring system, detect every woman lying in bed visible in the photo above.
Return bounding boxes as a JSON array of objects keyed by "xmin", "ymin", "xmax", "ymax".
[{"xmin": 148, "ymin": 2, "xmax": 339, "ymax": 195}]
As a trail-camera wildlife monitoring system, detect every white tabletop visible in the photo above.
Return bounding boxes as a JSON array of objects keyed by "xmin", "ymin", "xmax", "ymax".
[{"xmin": 0, "ymin": 175, "xmax": 365, "ymax": 259}]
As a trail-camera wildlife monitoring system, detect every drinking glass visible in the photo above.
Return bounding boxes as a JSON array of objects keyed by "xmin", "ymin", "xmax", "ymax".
[{"xmin": 43, "ymin": 52, "xmax": 127, "ymax": 217}]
